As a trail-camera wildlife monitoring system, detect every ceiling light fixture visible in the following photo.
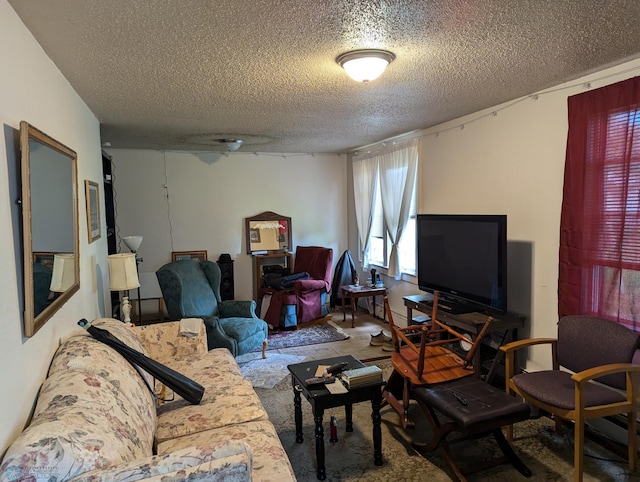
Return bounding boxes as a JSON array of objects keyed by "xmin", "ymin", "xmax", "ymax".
[
  {"xmin": 336, "ymin": 49, "xmax": 395, "ymax": 83},
  {"xmin": 215, "ymin": 139, "xmax": 243, "ymax": 152}
]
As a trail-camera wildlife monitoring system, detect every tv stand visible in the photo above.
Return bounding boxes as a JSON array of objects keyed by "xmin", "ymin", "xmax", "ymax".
[
  {"xmin": 403, "ymin": 294, "xmax": 526, "ymax": 385},
  {"xmin": 436, "ymin": 297, "xmax": 475, "ymax": 315}
]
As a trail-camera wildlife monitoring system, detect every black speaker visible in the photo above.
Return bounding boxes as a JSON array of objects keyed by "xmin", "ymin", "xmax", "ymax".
[{"xmin": 217, "ymin": 254, "xmax": 234, "ymax": 301}]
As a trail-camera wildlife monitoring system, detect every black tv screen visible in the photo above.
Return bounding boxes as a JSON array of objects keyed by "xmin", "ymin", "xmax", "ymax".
[{"xmin": 417, "ymin": 214, "xmax": 507, "ymax": 313}]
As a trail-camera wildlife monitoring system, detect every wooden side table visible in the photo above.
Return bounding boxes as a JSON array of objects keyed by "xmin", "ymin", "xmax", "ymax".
[
  {"xmin": 341, "ymin": 285, "xmax": 387, "ymax": 328},
  {"xmin": 287, "ymin": 355, "xmax": 384, "ymax": 480}
]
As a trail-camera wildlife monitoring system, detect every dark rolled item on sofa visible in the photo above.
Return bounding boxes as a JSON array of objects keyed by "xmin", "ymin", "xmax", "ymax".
[{"xmin": 78, "ymin": 318, "xmax": 205, "ymax": 405}]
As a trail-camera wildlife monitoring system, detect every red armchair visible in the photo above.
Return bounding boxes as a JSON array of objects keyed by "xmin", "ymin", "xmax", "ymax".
[{"xmin": 258, "ymin": 246, "xmax": 333, "ymax": 329}]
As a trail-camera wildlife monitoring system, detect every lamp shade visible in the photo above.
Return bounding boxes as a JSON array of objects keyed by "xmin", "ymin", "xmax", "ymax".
[
  {"xmin": 108, "ymin": 253, "xmax": 140, "ymax": 291},
  {"xmin": 50, "ymin": 254, "xmax": 76, "ymax": 292},
  {"xmin": 336, "ymin": 49, "xmax": 395, "ymax": 83},
  {"xmin": 122, "ymin": 236, "xmax": 143, "ymax": 252}
]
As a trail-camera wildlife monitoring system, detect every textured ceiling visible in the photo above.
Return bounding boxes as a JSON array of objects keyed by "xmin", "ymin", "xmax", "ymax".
[{"xmin": 8, "ymin": 0, "xmax": 640, "ymax": 153}]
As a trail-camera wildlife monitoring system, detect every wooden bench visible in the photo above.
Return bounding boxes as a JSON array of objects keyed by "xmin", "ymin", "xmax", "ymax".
[{"xmin": 410, "ymin": 376, "xmax": 532, "ymax": 481}]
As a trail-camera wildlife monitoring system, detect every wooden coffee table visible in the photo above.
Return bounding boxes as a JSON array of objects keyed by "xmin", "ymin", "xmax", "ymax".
[
  {"xmin": 287, "ymin": 355, "xmax": 384, "ymax": 480},
  {"xmin": 341, "ymin": 285, "xmax": 387, "ymax": 327}
]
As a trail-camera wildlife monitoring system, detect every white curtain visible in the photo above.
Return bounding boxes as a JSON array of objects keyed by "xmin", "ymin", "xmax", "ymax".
[
  {"xmin": 379, "ymin": 139, "xmax": 418, "ymax": 278},
  {"xmin": 352, "ymin": 155, "xmax": 378, "ymax": 269}
]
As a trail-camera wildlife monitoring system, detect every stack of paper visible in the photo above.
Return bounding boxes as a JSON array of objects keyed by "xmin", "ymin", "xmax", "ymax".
[{"xmin": 341, "ymin": 365, "xmax": 383, "ymax": 388}]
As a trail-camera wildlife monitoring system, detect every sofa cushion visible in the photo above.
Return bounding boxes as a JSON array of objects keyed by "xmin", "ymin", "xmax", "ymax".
[
  {"xmin": 0, "ymin": 369, "xmax": 155, "ymax": 480},
  {"xmin": 157, "ymin": 420, "xmax": 296, "ymax": 482},
  {"xmin": 134, "ymin": 320, "xmax": 207, "ymax": 363},
  {"xmin": 155, "ymin": 349, "xmax": 268, "ymax": 443},
  {"xmin": 69, "ymin": 440, "xmax": 252, "ymax": 482},
  {"xmin": 48, "ymin": 333, "xmax": 156, "ymax": 427}
]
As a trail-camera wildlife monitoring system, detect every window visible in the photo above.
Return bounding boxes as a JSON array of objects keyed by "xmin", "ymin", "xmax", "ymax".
[
  {"xmin": 367, "ymin": 176, "xmax": 417, "ymax": 275},
  {"xmin": 353, "ymin": 138, "xmax": 419, "ymax": 279},
  {"xmin": 559, "ymin": 77, "xmax": 640, "ymax": 330}
]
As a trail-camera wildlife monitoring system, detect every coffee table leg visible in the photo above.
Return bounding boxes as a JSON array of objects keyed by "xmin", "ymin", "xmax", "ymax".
[
  {"xmin": 294, "ymin": 385, "xmax": 303, "ymax": 443},
  {"xmin": 345, "ymin": 403, "xmax": 353, "ymax": 432},
  {"xmin": 372, "ymin": 388, "xmax": 383, "ymax": 466},
  {"xmin": 314, "ymin": 408, "xmax": 326, "ymax": 480}
]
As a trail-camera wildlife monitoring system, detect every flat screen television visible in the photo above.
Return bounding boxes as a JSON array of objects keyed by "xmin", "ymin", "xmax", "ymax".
[{"xmin": 417, "ymin": 214, "xmax": 507, "ymax": 314}]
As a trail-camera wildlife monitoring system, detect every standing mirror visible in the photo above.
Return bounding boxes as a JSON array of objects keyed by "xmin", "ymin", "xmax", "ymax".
[
  {"xmin": 245, "ymin": 211, "xmax": 292, "ymax": 254},
  {"xmin": 21, "ymin": 121, "xmax": 79, "ymax": 337}
]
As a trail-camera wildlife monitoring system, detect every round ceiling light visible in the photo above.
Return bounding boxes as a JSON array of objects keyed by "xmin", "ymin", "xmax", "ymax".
[
  {"xmin": 214, "ymin": 139, "xmax": 243, "ymax": 151},
  {"xmin": 336, "ymin": 49, "xmax": 396, "ymax": 83}
]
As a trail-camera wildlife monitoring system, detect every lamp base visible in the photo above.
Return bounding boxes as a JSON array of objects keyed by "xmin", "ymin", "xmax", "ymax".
[{"xmin": 121, "ymin": 296, "xmax": 133, "ymax": 325}]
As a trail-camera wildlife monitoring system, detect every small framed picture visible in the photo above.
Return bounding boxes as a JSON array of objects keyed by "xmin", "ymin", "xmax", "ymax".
[
  {"xmin": 249, "ymin": 228, "xmax": 261, "ymax": 243},
  {"xmin": 33, "ymin": 252, "xmax": 56, "ymax": 271},
  {"xmin": 171, "ymin": 250, "xmax": 208, "ymax": 263},
  {"xmin": 85, "ymin": 180, "xmax": 101, "ymax": 243}
]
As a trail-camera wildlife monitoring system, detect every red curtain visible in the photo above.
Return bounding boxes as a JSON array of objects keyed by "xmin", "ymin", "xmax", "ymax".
[{"xmin": 559, "ymin": 76, "xmax": 640, "ymax": 330}]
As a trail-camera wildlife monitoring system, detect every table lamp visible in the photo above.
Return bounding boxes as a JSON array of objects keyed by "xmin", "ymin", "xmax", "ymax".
[
  {"xmin": 122, "ymin": 236, "xmax": 143, "ymax": 323},
  {"xmin": 50, "ymin": 253, "xmax": 76, "ymax": 293},
  {"xmin": 108, "ymin": 253, "xmax": 140, "ymax": 324}
]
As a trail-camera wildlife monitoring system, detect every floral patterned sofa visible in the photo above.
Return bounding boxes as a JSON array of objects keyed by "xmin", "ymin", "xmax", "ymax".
[{"xmin": 0, "ymin": 318, "xmax": 295, "ymax": 481}]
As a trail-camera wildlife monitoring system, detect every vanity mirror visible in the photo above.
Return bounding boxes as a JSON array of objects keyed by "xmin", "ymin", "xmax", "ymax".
[
  {"xmin": 245, "ymin": 211, "xmax": 291, "ymax": 254},
  {"xmin": 20, "ymin": 121, "xmax": 79, "ymax": 337}
]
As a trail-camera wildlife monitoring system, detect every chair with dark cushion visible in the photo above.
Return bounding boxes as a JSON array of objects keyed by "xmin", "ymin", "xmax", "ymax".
[
  {"xmin": 258, "ymin": 246, "xmax": 333, "ymax": 329},
  {"xmin": 501, "ymin": 315, "xmax": 640, "ymax": 481},
  {"xmin": 156, "ymin": 259, "xmax": 268, "ymax": 358},
  {"xmin": 33, "ymin": 262, "xmax": 52, "ymax": 316}
]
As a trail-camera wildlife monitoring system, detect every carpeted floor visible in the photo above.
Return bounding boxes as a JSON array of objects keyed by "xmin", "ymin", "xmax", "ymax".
[{"xmin": 252, "ymin": 310, "xmax": 636, "ymax": 481}]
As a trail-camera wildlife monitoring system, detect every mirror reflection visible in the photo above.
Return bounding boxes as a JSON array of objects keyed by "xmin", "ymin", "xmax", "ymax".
[
  {"xmin": 21, "ymin": 121, "xmax": 79, "ymax": 337},
  {"xmin": 245, "ymin": 211, "xmax": 291, "ymax": 254}
]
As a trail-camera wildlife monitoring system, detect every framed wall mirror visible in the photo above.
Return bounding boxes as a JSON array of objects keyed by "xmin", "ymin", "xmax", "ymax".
[
  {"xmin": 21, "ymin": 121, "xmax": 79, "ymax": 337},
  {"xmin": 245, "ymin": 211, "xmax": 291, "ymax": 254}
]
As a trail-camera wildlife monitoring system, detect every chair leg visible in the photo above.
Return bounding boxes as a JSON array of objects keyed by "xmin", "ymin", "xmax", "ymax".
[
  {"xmin": 262, "ymin": 339, "xmax": 267, "ymax": 359},
  {"xmin": 381, "ymin": 369, "xmax": 415, "ymax": 429},
  {"xmin": 574, "ymin": 418, "xmax": 585, "ymax": 482},
  {"xmin": 628, "ymin": 409, "xmax": 638, "ymax": 472}
]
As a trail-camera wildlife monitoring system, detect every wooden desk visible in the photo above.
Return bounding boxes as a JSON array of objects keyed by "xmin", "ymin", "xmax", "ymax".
[
  {"xmin": 341, "ymin": 285, "xmax": 387, "ymax": 328},
  {"xmin": 403, "ymin": 294, "xmax": 525, "ymax": 383}
]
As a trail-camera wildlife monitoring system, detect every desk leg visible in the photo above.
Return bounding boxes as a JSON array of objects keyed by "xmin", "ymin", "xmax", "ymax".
[
  {"xmin": 314, "ymin": 407, "xmax": 326, "ymax": 480},
  {"xmin": 382, "ymin": 292, "xmax": 386, "ymax": 323},
  {"xmin": 372, "ymin": 388, "xmax": 383, "ymax": 466},
  {"xmin": 345, "ymin": 403, "xmax": 353, "ymax": 432},
  {"xmin": 350, "ymin": 296, "xmax": 356, "ymax": 328},
  {"xmin": 294, "ymin": 385, "xmax": 303, "ymax": 443}
]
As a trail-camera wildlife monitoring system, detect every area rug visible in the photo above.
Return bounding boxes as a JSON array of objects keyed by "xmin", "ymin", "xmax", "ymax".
[
  {"xmin": 238, "ymin": 353, "xmax": 305, "ymax": 389},
  {"xmin": 260, "ymin": 321, "xmax": 350, "ymax": 351},
  {"xmin": 253, "ymin": 358, "xmax": 632, "ymax": 481}
]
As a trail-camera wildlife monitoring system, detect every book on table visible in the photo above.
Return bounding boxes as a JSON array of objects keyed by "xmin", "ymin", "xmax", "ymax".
[{"xmin": 341, "ymin": 365, "xmax": 383, "ymax": 388}]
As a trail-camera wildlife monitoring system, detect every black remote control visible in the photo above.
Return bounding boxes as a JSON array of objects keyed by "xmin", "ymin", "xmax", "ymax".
[
  {"xmin": 326, "ymin": 361, "xmax": 349, "ymax": 375},
  {"xmin": 305, "ymin": 376, "xmax": 336, "ymax": 387}
]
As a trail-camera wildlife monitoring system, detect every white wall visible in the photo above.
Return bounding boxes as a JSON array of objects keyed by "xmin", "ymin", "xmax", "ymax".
[
  {"xmin": 0, "ymin": 0, "xmax": 107, "ymax": 454},
  {"xmin": 351, "ymin": 56, "xmax": 640, "ymax": 373},
  {"xmin": 105, "ymin": 149, "xmax": 348, "ymax": 302}
]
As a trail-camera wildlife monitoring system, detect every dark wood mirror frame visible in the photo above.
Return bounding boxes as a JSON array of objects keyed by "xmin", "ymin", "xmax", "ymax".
[
  {"xmin": 21, "ymin": 121, "xmax": 80, "ymax": 337},
  {"xmin": 245, "ymin": 211, "xmax": 292, "ymax": 254}
]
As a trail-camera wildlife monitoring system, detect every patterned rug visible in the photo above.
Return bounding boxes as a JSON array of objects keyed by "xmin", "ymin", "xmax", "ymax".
[
  {"xmin": 238, "ymin": 353, "xmax": 305, "ymax": 389},
  {"xmin": 254, "ymin": 358, "xmax": 632, "ymax": 481},
  {"xmin": 261, "ymin": 321, "xmax": 350, "ymax": 351}
]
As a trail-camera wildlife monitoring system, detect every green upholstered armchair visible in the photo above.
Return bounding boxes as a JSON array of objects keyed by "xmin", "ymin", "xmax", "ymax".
[{"xmin": 156, "ymin": 259, "xmax": 268, "ymax": 358}]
